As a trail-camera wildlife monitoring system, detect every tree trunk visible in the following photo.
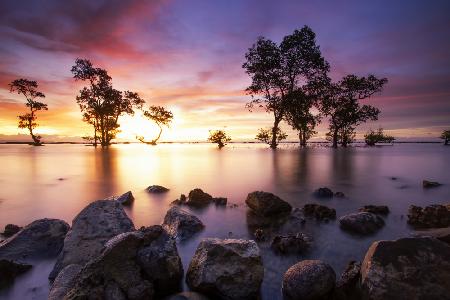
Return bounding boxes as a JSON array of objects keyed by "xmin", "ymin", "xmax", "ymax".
[
  {"xmin": 150, "ymin": 125, "xmax": 163, "ymax": 145},
  {"xmin": 445, "ymin": 138, "xmax": 449, "ymax": 145},
  {"xmin": 298, "ymin": 131, "xmax": 306, "ymax": 147},
  {"xmin": 332, "ymin": 129, "xmax": 338, "ymax": 148},
  {"xmin": 271, "ymin": 117, "xmax": 281, "ymax": 149}
]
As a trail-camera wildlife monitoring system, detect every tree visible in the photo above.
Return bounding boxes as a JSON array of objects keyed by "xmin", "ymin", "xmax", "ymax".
[
  {"xmin": 208, "ymin": 130, "xmax": 231, "ymax": 148},
  {"xmin": 256, "ymin": 127, "xmax": 287, "ymax": 146},
  {"xmin": 364, "ymin": 128, "xmax": 395, "ymax": 146},
  {"xmin": 71, "ymin": 58, "xmax": 145, "ymax": 147},
  {"xmin": 139, "ymin": 106, "xmax": 173, "ymax": 145},
  {"xmin": 441, "ymin": 130, "xmax": 450, "ymax": 145},
  {"xmin": 243, "ymin": 26, "xmax": 329, "ymax": 149},
  {"xmin": 9, "ymin": 78, "xmax": 48, "ymax": 145},
  {"xmin": 319, "ymin": 74, "xmax": 387, "ymax": 148}
]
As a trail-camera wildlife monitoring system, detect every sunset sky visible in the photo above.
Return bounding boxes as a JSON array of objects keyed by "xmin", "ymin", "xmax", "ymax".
[{"xmin": 0, "ymin": 0, "xmax": 449, "ymax": 142}]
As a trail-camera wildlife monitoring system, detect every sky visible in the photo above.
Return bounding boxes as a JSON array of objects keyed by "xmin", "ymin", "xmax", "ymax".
[{"xmin": 0, "ymin": 0, "xmax": 449, "ymax": 142}]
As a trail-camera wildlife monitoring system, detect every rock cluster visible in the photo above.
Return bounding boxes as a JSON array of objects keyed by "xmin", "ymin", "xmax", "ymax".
[
  {"xmin": 172, "ymin": 188, "xmax": 227, "ymax": 207},
  {"xmin": 303, "ymin": 204, "xmax": 336, "ymax": 220},
  {"xmin": 407, "ymin": 204, "xmax": 450, "ymax": 228},
  {"xmin": 339, "ymin": 212, "xmax": 385, "ymax": 235},
  {"xmin": 271, "ymin": 233, "xmax": 311, "ymax": 254}
]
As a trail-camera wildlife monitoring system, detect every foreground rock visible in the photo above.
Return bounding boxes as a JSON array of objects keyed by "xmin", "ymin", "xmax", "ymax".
[
  {"xmin": 339, "ymin": 212, "xmax": 384, "ymax": 235},
  {"xmin": 271, "ymin": 233, "xmax": 311, "ymax": 254},
  {"xmin": 0, "ymin": 259, "xmax": 32, "ymax": 289},
  {"xmin": 63, "ymin": 226, "xmax": 183, "ymax": 299},
  {"xmin": 0, "ymin": 218, "xmax": 69, "ymax": 262},
  {"xmin": 334, "ymin": 261, "xmax": 361, "ymax": 300},
  {"xmin": 413, "ymin": 227, "xmax": 450, "ymax": 245},
  {"xmin": 422, "ymin": 180, "xmax": 442, "ymax": 188},
  {"xmin": 407, "ymin": 204, "xmax": 450, "ymax": 228},
  {"xmin": 163, "ymin": 206, "xmax": 204, "ymax": 240},
  {"xmin": 361, "ymin": 237, "xmax": 450, "ymax": 299},
  {"xmin": 186, "ymin": 238, "xmax": 264, "ymax": 299},
  {"xmin": 147, "ymin": 185, "xmax": 170, "ymax": 193},
  {"xmin": 303, "ymin": 204, "xmax": 336, "ymax": 220},
  {"xmin": 314, "ymin": 187, "xmax": 334, "ymax": 198},
  {"xmin": 2, "ymin": 224, "xmax": 22, "ymax": 237},
  {"xmin": 282, "ymin": 260, "xmax": 336, "ymax": 300},
  {"xmin": 49, "ymin": 200, "xmax": 135, "ymax": 280},
  {"xmin": 107, "ymin": 191, "xmax": 134, "ymax": 206},
  {"xmin": 359, "ymin": 205, "xmax": 389, "ymax": 215},
  {"xmin": 48, "ymin": 264, "xmax": 82, "ymax": 300},
  {"xmin": 246, "ymin": 191, "xmax": 292, "ymax": 217}
]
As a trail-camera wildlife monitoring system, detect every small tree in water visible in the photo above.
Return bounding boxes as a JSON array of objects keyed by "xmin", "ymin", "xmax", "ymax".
[
  {"xmin": 9, "ymin": 79, "xmax": 48, "ymax": 145},
  {"xmin": 441, "ymin": 130, "xmax": 450, "ymax": 145},
  {"xmin": 256, "ymin": 128, "xmax": 287, "ymax": 146},
  {"xmin": 138, "ymin": 106, "xmax": 173, "ymax": 145},
  {"xmin": 208, "ymin": 130, "xmax": 231, "ymax": 148},
  {"xmin": 364, "ymin": 128, "xmax": 395, "ymax": 146}
]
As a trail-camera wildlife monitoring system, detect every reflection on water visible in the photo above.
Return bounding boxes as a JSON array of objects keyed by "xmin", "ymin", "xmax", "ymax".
[{"xmin": 0, "ymin": 143, "xmax": 449, "ymax": 299}]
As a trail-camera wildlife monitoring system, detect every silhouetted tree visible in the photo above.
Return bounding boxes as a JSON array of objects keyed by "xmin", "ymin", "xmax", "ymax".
[
  {"xmin": 9, "ymin": 78, "xmax": 48, "ymax": 145},
  {"xmin": 71, "ymin": 58, "xmax": 145, "ymax": 147},
  {"xmin": 256, "ymin": 127, "xmax": 287, "ymax": 145},
  {"xmin": 208, "ymin": 130, "xmax": 231, "ymax": 148},
  {"xmin": 319, "ymin": 75, "xmax": 387, "ymax": 148},
  {"xmin": 243, "ymin": 26, "xmax": 329, "ymax": 149},
  {"xmin": 441, "ymin": 130, "xmax": 450, "ymax": 145},
  {"xmin": 139, "ymin": 106, "xmax": 173, "ymax": 145},
  {"xmin": 364, "ymin": 128, "xmax": 395, "ymax": 146}
]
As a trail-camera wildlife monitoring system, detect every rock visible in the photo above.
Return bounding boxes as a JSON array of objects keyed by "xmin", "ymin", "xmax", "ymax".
[
  {"xmin": 0, "ymin": 259, "xmax": 32, "ymax": 289},
  {"xmin": 422, "ymin": 180, "xmax": 442, "ymax": 188},
  {"xmin": 107, "ymin": 191, "xmax": 134, "ymax": 206},
  {"xmin": 334, "ymin": 261, "xmax": 361, "ymax": 300},
  {"xmin": 246, "ymin": 191, "xmax": 292, "ymax": 217},
  {"xmin": 314, "ymin": 187, "xmax": 334, "ymax": 198},
  {"xmin": 407, "ymin": 204, "xmax": 450, "ymax": 228},
  {"xmin": 271, "ymin": 233, "xmax": 311, "ymax": 254},
  {"xmin": 165, "ymin": 292, "xmax": 210, "ymax": 300},
  {"xmin": 49, "ymin": 200, "xmax": 135, "ymax": 280},
  {"xmin": 213, "ymin": 197, "xmax": 227, "ymax": 206},
  {"xmin": 147, "ymin": 185, "xmax": 170, "ymax": 193},
  {"xmin": 162, "ymin": 206, "xmax": 204, "ymax": 240},
  {"xmin": 253, "ymin": 228, "xmax": 266, "ymax": 241},
  {"xmin": 282, "ymin": 260, "xmax": 336, "ymax": 300},
  {"xmin": 334, "ymin": 192, "xmax": 345, "ymax": 198},
  {"xmin": 390, "ymin": 177, "xmax": 397, "ymax": 180},
  {"xmin": 359, "ymin": 205, "xmax": 390, "ymax": 215},
  {"xmin": 186, "ymin": 189, "xmax": 214, "ymax": 207},
  {"xmin": 2, "ymin": 224, "xmax": 22, "ymax": 237},
  {"xmin": 48, "ymin": 264, "xmax": 82, "ymax": 300},
  {"xmin": 303, "ymin": 204, "xmax": 336, "ymax": 220},
  {"xmin": 361, "ymin": 237, "xmax": 450, "ymax": 300},
  {"xmin": 339, "ymin": 212, "xmax": 384, "ymax": 235},
  {"xmin": 64, "ymin": 226, "xmax": 183, "ymax": 299},
  {"xmin": 0, "ymin": 218, "xmax": 69, "ymax": 262},
  {"xmin": 186, "ymin": 238, "xmax": 264, "ymax": 300},
  {"xmin": 413, "ymin": 227, "xmax": 450, "ymax": 245}
]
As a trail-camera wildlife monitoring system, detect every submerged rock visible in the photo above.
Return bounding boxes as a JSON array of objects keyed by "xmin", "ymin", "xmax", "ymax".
[
  {"xmin": 163, "ymin": 206, "xmax": 204, "ymax": 240},
  {"xmin": 186, "ymin": 238, "xmax": 264, "ymax": 300},
  {"xmin": 334, "ymin": 261, "xmax": 361, "ymax": 300},
  {"xmin": 48, "ymin": 264, "xmax": 82, "ymax": 300},
  {"xmin": 282, "ymin": 260, "xmax": 336, "ymax": 300},
  {"xmin": 0, "ymin": 259, "xmax": 32, "ymax": 289},
  {"xmin": 303, "ymin": 204, "xmax": 336, "ymax": 220},
  {"xmin": 422, "ymin": 180, "xmax": 442, "ymax": 188},
  {"xmin": 49, "ymin": 200, "xmax": 135, "ymax": 280},
  {"xmin": 107, "ymin": 191, "xmax": 134, "ymax": 206},
  {"xmin": 339, "ymin": 212, "xmax": 384, "ymax": 235},
  {"xmin": 213, "ymin": 197, "xmax": 227, "ymax": 206},
  {"xmin": 246, "ymin": 191, "xmax": 292, "ymax": 217},
  {"xmin": 361, "ymin": 237, "xmax": 450, "ymax": 300},
  {"xmin": 407, "ymin": 204, "xmax": 450, "ymax": 228},
  {"xmin": 2, "ymin": 224, "xmax": 22, "ymax": 237},
  {"xmin": 359, "ymin": 205, "xmax": 390, "ymax": 215},
  {"xmin": 147, "ymin": 185, "xmax": 170, "ymax": 193},
  {"xmin": 271, "ymin": 233, "xmax": 311, "ymax": 254},
  {"xmin": 0, "ymin": 218, "xmax": 69, "ymax": 262},
  {"xmin": 334, "ymin": 192, "xmax": 345, "ymax": 198},
  {"xmin": 314, "ymin": 187, "xmax": 334, "ymax": 198}
]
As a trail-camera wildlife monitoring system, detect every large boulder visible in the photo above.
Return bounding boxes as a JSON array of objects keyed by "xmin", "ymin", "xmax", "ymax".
[
  {"xmin": 303, "ymin": 204, "xmax": 336, "ymax": 220},
  {"xmin": 163, "ymin": 206, "xmax": 204, "ymax": 240},
  {"xmin": 49, "ymin": 200, "xmax": 135, "ymax": 280},
  {"xmin": 361, "ymin": 237, "xmax": 450, "ymax": 300},
  {"xmin": 407, "ymin": 204, "xmax": 450, "ymax": 228},
  {"xmin": 359, "ymin": 205, "xmax": 389, "ymax": 215},
  {"xmin": 107, "ymin": 191, "xmax": 134, "ymax": 206},
  {"xmin": 339, "ymin": 212, "xmax": 385, "ymax": 235},
  {"xmin": 63, "ymin": 226, "xmax": 183, "ymax": 299},
  {"xmin": 271, "ymin": 233, "xmax": 311, "ymax": 255},
  {"xmin": 0, "ymin": 259, "xmax": 32, "ymax": 289},
  {"xmin": 282, "ymin": 260, "xmax": 336, "ymax": 300},
  {"xmin": 186, "ymin": 238, "xmax": 264, "ymax": 300},
  {"xmin": 48, "ymin": 264, "xmax": 82, "ymax": 300},
  {"xmin": 0, "ymin": 218, "xmax": 69, "ymax": 262},
  {"xmin": 186, "ymin": 189, "xmax": 214, "ymax": 207},
  {"xmin": 2, "ymin": 224, "xmax": 22, "ymax": 237},
  {"xmin": 246, "ymin": 191, "xmax": 292, "ymax": 217}
]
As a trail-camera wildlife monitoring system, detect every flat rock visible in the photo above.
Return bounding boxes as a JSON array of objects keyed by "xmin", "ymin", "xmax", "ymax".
[
  {"xmin": 107, "ymin": 191, "xmax": 134, "ymax": 206},
  {"xmin": 271, "ymin": 233, "xmax": 311, "ymax": 254},
  {"xmin": 303, "ymin": 204, "xmax": 336, "ymax": 220},
  {"xmin": 339, "ymin": 212, "xmax": 384, "ymax": 235},
  {"xmin": 246, "ymin": 191, "xmax": 292, "ymax": 217},
  {"xmin": 407, "ymin": 204, "xmax": 450, "ymax": 229},
  {"xmin": 147, "ymin": 185, "xmax": 170, "ymax": 193},
  {"xmin": 0, "ymin": 259, "xmax": 32, "ymax": 289},
  {"xmin": 49, "ymin": 199, "xmax": 135, "ymax": 280},
  {"xmin": 422, "ymin": 180, "xmax": 442, "ymax": 188},
  {"xmin": 163, "ymin": 206, "xmax": 204, "ymax": 240},
  {"xmin": 2, "ymin": 224, "xmax": 22, "ymax": 237},
  {"xmin": 359, "ymin": 205, "xmax": 389, "ymax": 215}
]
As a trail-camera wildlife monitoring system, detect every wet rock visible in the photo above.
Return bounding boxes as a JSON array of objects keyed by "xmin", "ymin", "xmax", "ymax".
[
  {"xmin": 359, "ymin": 205, "xmax": 390, "ymax": 215},
  {"xmin": 107, "ymin": 191, "xmax": 134, "ymax": 206},
  {"xmin": 334, "ymin": 261, "xmax": 361, "ymax": 300},
  {"xmin": 422, "ymin": 180, "xmax": 442, "ymax": 188},
  {"xmin": 339, "ymin": 212, "xmax": 385, "ymax": 235},
  {"xmin": 271, "ymin": 233, "xmax": 311, "ymax": 254},
  {"xmin": 413, "ymin": 227, "xmax": 450, "ymax": 245},
  {"xmin": 314, "ymin": 187, "xmax": 334, "ymax": 198},
  {"xmin": 186, "ymin": 189, "xmax": 214, "ymax": 207},
  {"xmin": 334, "ymin": 192, "xmax": 345, "ymax": 198},
  {"xmin": 303, "ymin": 204, "xmax": 336, "ymax": 220},
  {"xmin": 361, "ymin": 237, "xmax": 450, "ymax": 300},
  {"xmin": 213, "ymin": 197, "xmax": 227, "ymax": 206},
  {"xmin": 407, "ymin": 204, "xmax": 450, "ymax": 228},
  {"xmin": 48, "ymin": 264, "xmax": 82, "ymax": 300},
  {"xmin": 2, "ymin": 224, "xmax": 22, "ymax": 237},
  {"xmin": 186, "ymin": 238, "xmax": 264, "ymax": 300},
  {"xmin": 163, "ymin": 206, "xmax": 204, "ymax": 240},
  {"xmin": 246, "ymin": 191, "xmax": 292, "ymax": 217},
  {"xmin": 0, "ymin": 259, "xmax": 32, "ymax": 289},
  {"xmin": 282, "ymin": 260, "xmax": 336, "ymax": 300},
  {"xmin": 0, "ymin": 218, "xmax": 69, "ymax": 262},
  {"xmin": 147, "ymin": 185, "xmax": 170, "ymax": 193},
  {"xmin": 165, "ymin": 291, "xmax": 210, "ymax": 300},
  {"xmin": 49, "ymin": 200, "xmax": 135, "ymax": 280}
]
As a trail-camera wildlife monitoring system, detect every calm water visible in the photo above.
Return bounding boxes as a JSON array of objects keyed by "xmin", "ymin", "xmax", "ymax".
[{"xmin": 0, "ymin": 143, "xmax": 449, "ymax": 299}]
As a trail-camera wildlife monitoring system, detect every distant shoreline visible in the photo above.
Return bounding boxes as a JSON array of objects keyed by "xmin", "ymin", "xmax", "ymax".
[{"xmin": 0, "ymin": 141, "xmax": 443, "ymax": 145}]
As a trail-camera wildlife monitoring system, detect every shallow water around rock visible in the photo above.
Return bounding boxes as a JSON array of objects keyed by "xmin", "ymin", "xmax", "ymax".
[{"xmin": 0, "ymin": 143, "xmax": 449, "ymax": 299}]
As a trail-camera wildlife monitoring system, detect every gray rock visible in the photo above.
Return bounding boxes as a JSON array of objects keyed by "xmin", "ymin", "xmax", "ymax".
[
  {"xmin": 2, "ymin": 224, "xmax": 22, "ymax": 237},
  {"xmin": 246, "ymin": 191, "xmax": 292, "ymax": 217},
  {"xmin": 314, "ymin": 187, "xmax": 334, "ymax": 198},
  {"xmin": 271, "ymin": 233, "xmax": 311, "ymax": 254},
  {"xmin": 0, "ymin": 259, "xmax": 32, "ymax": 289},
  {"xmin": 49, "ymin": 200, "xmax": 135, "ymax": 280},
  {"xmin": 186, "ymin": 238, "xmax": 264, "ymax": 300},
  {"xmin": 107, "ymin": 191, "xmax": 134, "ymax": 206},
  {"xmin": 339, "ymin": 212, "xmax": 385, "ymax": 235},
  {"xmin": 361, "ymin": 237, "xmax": 450, "ymax": 300},
  {"xmin": 147, "ymin": 185, "xmax": 170, "ymax": 193},
  {"xmin": 422, "ymin": 180, "xmax": 442, "ymax": 188},
  {"xmin": 0, "ymin": 218, "xmax": 69, "ymax": 262},
  {"xmin": 359, "ymin": 205, "xmax": 390, "ymax": 215},
  {"xmin": 163, "ymin": 206, "xmax": 204, "ymax": 240},
  {"xmin": 48, "ymin": 264, "xmax": 82, "ymax": 300},
  {"xmin": 282, "ymin": 260, "xmax": 336, "ymax": 300}
]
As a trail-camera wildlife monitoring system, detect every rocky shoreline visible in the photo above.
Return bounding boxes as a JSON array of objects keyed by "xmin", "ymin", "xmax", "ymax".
[{"xmin": 0, "ymin": 185, "xmax": 449, "ymax": 300}]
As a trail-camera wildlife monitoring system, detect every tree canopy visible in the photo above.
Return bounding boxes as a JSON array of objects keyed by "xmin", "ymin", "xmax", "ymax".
[
  {"xmin": 441, "ymin": 130, "xmax": 450, "ymax": 145},
  {"xmin": 255, "ymin": 127, "xmax": 287, "ymax": 146},
  {"xmin": 364, "ymin": 128, "xmax": 395, "ymax": 146},
  {"xmin": 139, "ymin": 105, "xmax": 173, "ymax": 145},
  {"xmin": 208, "ymin": 130, "xmax": 231, "ymax": 148}
]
